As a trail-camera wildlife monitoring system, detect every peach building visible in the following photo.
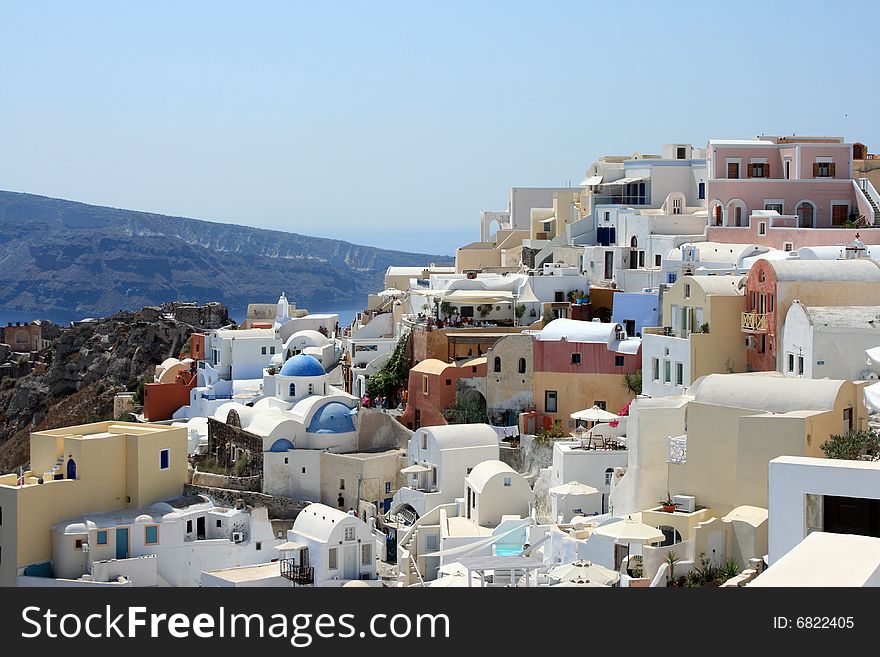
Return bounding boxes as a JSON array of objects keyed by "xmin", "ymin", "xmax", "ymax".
[{"xmin": 400, "ymin": 357, "xmax": 487, "ymax": 430}]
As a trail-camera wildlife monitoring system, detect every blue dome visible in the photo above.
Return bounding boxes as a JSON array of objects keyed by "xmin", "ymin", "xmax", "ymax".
[
  {"xmin": 307, "ymin": 402, "xmax": 357, "ymax": 434},
  {"xmin": 279, "ymin": 354, "xmax": 325, "ymax": 377}
]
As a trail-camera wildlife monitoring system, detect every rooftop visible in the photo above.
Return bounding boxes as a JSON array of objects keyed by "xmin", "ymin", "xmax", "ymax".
[{"xmin": 799, "ymin": 305, "xmax": 880, "ymax": 331}]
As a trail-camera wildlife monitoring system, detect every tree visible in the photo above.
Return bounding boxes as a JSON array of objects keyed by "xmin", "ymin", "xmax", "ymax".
[
  {"xmin": 443, "ymin": 391, "xmax": 488, "ymax": 424},
  {"xmin": 820, "ymin": 429, "xmax": 880, "ymax": 461},
  {"xmin": 515, "ymin": 304, "xmax": 527, "ymax": 322},
  {"xmin": 622, "ymin": 370, "xmax": 642, "ymax": 396},
  {"xmin": 366, "ymin": 332, "xmax": 411, "ymax": 399}
]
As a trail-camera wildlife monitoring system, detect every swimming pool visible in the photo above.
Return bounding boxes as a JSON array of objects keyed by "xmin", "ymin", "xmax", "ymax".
[{"xmin": 494, "ymin": 545, "xmax": 523, "ymax": 556}]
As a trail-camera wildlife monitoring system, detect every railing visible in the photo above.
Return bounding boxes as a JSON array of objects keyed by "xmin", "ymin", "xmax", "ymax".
[
  {"xmin": 591, "ymin": 194, "xmax": 650, "ymax": 206},
  {"xmin": 200, "ymin": 393, "xmax": 233, "ymax": 401},
  {"xmin": 279, "ymin": 559, "xmax": 314, "ymax": 585},
  {"xmin": 668, "ymin": 435, "xmax": 687, "ymax": 464},
  {"xmin": 741, "ymin": 312, "xmax": 768, "ymax": 332}
]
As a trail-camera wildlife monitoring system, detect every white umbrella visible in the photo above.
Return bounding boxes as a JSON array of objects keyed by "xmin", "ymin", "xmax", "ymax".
[
  {"xmin": 437, "ymin": 562, "xmax": 472, "ymax": 577},
  {"xmin": 548, "ymin": 560, "xmax": 619, "ymax": 585},
  {"xmin": 550, "ymin": 578, "xmax": 609, "ymax": 588},
  {"xmin": 549, "ymin": 481, "xmax": 600, "ymax": 497},
  {"xmin": 378, "ymin": 288, "xmax": 405, "ymax": 297},
  {"xmin": 570, "ymin": 406, "xmax": 619, "ymax": 423},
  {"xmin": 593, "ymin": 517, "xmax": 665, "ymax": 544},
  {"xmin": 400, "ymin": 464, "xmax": 432, "ymax": 474},
  {"xmin": 427, "ymin": 573, "xmax": 483, "ymax": 587}
]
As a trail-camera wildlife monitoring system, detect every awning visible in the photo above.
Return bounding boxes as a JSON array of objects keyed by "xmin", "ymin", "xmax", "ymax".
[
  {"xmin": 580, "ymin": 175, "xmax": 603, "ymax": 186},
  {"xmin": 401, "ymin": 464, "xmax": 432, "ymax": 474},
  {"xmin": 275, "ymin": 541, "xmax": 306, "ymax": 551},
  {"xmin": 444, "ymin": 290, "xmax": 515, "ymax": 304},
  {"xmin": 540, "ymin": 217, "xmax": 557, "ymax": 224},
  {"xmin": 601, "ymin": 175, "xmax": 648, "ymax": 186}
]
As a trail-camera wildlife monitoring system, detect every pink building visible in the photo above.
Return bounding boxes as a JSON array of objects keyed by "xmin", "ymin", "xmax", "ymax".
[{"xmin": 706, "ymin": 136, "xmax": 880, "ymax": 250}]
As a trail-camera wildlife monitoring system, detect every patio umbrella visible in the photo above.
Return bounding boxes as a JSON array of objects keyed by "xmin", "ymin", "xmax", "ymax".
[
  {"xmin": 550, "ymin": 578, "xmax": 609, "ymax": 588},
  {"xmin": 570, "ymin": 406, "xmax": 619, "ymax": 423},
  {"xmin": 437, "ymin": 562, "xmax": 471, "ymax": 577},
  {"xmin": 549, "ymin": 482, "xmax": 599, "ymax": 497},
  {"xmin": 378, "ymin": 288, "xmax": 405, "ymax": 297},
  {"xmin": 593, "ymin": 517, "xmax": 665, "ymax": 544},
  {"xmin": 426, "ymin": 573, "xmax": 483, "ymax": 587},
  {"xmin": 400, "ymin": 464, "xmax": 432, "ymax": 474},
  {"xmin": 548, "ymin": 560, "xmax": 619, "ymax": 586}
]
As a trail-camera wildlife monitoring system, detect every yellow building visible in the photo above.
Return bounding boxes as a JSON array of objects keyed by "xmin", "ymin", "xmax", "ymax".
[
  {"xmin": 641, "ymin": 274, "xmax": 747, "ymax": 398},
  {"xmin": 455, "ymin": 230, "xmax": 528, "ymax": 273},
  {"xmin": 0, "ymin": 421, "xmax": 188, "ymax": 587}
]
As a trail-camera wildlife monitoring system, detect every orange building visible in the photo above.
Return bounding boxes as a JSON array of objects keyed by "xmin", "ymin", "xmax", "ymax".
[
  {"xmin": 400, "ymin": 357, "xmax": 487, "ymax": 430},
  {"xmin": 143, "ymin": 367, "xmax": 198, "ymax": 421}
]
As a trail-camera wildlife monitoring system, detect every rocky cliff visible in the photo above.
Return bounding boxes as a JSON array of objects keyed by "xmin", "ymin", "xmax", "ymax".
[{"xmin": 0, "ymin": 307, "xmax": 211, "ymax": 471}]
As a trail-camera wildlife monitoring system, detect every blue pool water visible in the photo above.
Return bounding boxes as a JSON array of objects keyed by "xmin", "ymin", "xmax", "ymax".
[{"xmin": 494, "ymin": 545, "xmax": 523, "ymax": 556}]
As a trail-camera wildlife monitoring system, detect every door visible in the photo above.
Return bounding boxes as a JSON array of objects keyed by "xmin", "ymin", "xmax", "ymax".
[
  {"xmin": 116, "ymin": 527, "xmax": 129, "ymax": 559},
  {"xmin": 832, "ymin": 204, "xmax": 848, "ymax": 226},
  {"xmin": 604, "ymin": 251, "xmax": 614, "ymax": 279},
  {"xmin": 196, "ymin": 516, "xmax": 206, "ymax": 540},
  {"xmin": 343, "ymin": 545, "xmax": 358, "ymax": 580},
  {"xmin": 843, "ymin": 407, "xmax": 853, "ymax": 434},
  {"xmin": 707, "ymin": 530, "xmax": 725, "ymax": 565},
  {"xmin": 823, "ymin": 496, "xmax": 880, "ymax": 537},
  {"xmin": 382, "ymin": 498, "xmax": 392, "ymax": 513}
]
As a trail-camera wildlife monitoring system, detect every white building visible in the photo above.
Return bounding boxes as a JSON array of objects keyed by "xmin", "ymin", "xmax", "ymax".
[
  {"xmin": 282, "ymin": 503, "xmax": 378, "ymax": 586},
  {"xmin": 781, "ymin": 303, "xmax": 880, "ymax": 380},
  {"xmin": 766, "ymin": 455, "xmax": 880, "ymax": 565},
  {"xmin": 549, "ymin": 441, "xmax": 628, "ymax": 514},
  {"xmin": 463, "ymin": 460, "xmax": 532, "ymax": 529},
  {"xmin": 278, "ymin": 329, "xmax": 337, "ymax": 371},
  {"xmin": 391, "ymin": 424, "xmax": 500, "ymax": 519},
  {"xmin": 49, "ymin": 495, "xmax": 280, "ymax": 587},
  {"xmin": 204, "ymin": 328, "xmax": 282, "ymax": 381}
]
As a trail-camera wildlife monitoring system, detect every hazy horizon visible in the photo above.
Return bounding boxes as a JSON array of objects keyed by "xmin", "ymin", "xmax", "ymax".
[{"xmin": 2, "ymin": 1, "xmax": 878, "ymax": 255}]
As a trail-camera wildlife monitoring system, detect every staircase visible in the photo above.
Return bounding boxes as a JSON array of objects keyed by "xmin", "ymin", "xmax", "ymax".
[
  {"xmin": 856, "ymin": 179, "xmax": 880, "ymax": 224},
  {"xmin": 397, "ymin": 526, "xmax": 424, "ymax": 586}
]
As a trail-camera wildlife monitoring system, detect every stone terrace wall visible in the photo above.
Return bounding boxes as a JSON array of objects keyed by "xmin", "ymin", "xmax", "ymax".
[
  {"xmin": 184, "ymin": 484, "xmax": 309, "ymax": 520},
  {"xmin": 191, "ymin": 471, "xmax": 262, "ymax": 492}
]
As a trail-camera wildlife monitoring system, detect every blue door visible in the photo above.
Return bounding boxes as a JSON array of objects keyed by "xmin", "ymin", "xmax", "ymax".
[
  {"xmin": 116, "ymin": 527, "xmax": 129, "ymax": 559},
  {"xmin": 383, "ymin": 498, "xmax": 392, "ymax": 513}
]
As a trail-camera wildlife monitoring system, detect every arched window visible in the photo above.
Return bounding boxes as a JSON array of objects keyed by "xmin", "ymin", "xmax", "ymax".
[
  {"xmin": 604, "ymin": 468, "xmax": 614, "ymax": 486},
  {"xmin": 518, "ymin": 358, "xmax": 526, "ymax": 374},
  {"xmin": 494, "ymin": 356, "xmax": 502, "ymax": 373},
  {"xmin": 658, "ymin": 525, "xmax": 682, "ymax": 547},
  {"xmin": 289, "ymin": 383, "xmax": 296, "ymax": 397},
  {"xmin": 630, "ymin": 236, "xmax": 638, "ymax": 249}
]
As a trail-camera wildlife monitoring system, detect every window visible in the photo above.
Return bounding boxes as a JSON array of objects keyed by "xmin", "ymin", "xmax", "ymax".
[
  {"xmin": 308, "ymin": 383, "xmax": 314, "ymax": 395},
  {"xmin": 445, "ymin": 378, "xmax": 452, "ymax": 386},
  {"xmin": 289, "ymin": 383, "xmax": 296, "ymax": 397},
  {"xmin": 385, "ymin": 481, "xmax": 391, "ymax": 494},
  {"xmin": 554, "ymin": 290, "xmax": 565, "ymax": 302},
  {"xmin": 145, "ymin": 525, "xmax": 159, "ymax": 545},
  {"xmin": 186, "ymin": 520, "xmax": 193, "ymax": 533},
  {"xmin": 663, "ymin": 360, "xmax": 671, "ymax": 383},
  {"xmin": 361, "ymin": 543, "xmax": 372, "ymax": 566},
  {"xmin": 788, "ymin": 354, "xmax": 795, "ymax": 373},
  {"xmin": 255, "ymin": 541, "xmax": 262, "ymax": 550},
  {"xmin": 797, "ymin": 356, "xmax": 804, "ymax": 376},
  {"xmin": 784, "ymin": 159, "xmax": 791, "ymax": 179},
  {"xmin": 545, "ymin": 390, "xmax": 558, "ymax": 413},
  {"xmin": 593, "ymin": 401, "xmax": 607, "ymax": 410},
  {"xmin": 261, "ymin": 346, "xmax": 267, "ymax": 355},
  {"xmin": 494, "ymin": 356, "xmax": 502, "ymax": 373},
  {"xmin": 422, "ymin": 376, "xmax": 429, "ymax": 395},
  {"xmin": 654, "ymin": 254, "xmax": 662, "ymax": 267},
  {"xmin": 75, "ymin": 539, "xmax": 83, "ymax": 550},
  {"xmin": 749, "ymin": 162, "xmax": 767, "ymax": 178},
  {"xmin": 216, "ymin": 519, "xmax": 222, "ymax": 528},
  {"xmin": 765, "ymin": 202, "xmax": 783, "ymax": 214},
  {"xmin": 97, "ymin": 530, "xmax": 108, "ymax": 545},
  {"xmin": 726, "ymin": 161, "xmax": 740, "ymax": 179},
  {"xmin": 571, "ymin": 353, "xmax": 581, "ymax": 365},
  {"xmin": 159, "ymin": 449, "xmax": 170, "ymax": 471},
  {"xmin": 604, "ymin": 211, "xmax": 610, "ymax": 222},
  {"xmin": 677, "ymin": 147, "xmax": 687, "ymax": 159},
  {"xmin": 615, "ymin": 356, "xmax": 624, "ymax": 367},
  {"xmin": 638, "ymin": 251, "xmax": 646, "ymax": 267},
  {"xmin": 814, "ymin": 162, "xmax": 834, "ymax": 177},
  {"xmin": 684, "ymin": 284, "xmax": 691, "ymax": 299},
  {"xmin": 421, "ymin": 432, "xmax": 428, "ymax": 450},
  {"xmin": 344, "ymin": 526, "xmax": 355, "ymax": 541},
  {"xmin": 503, "ymin": 477, "xmax": 512, "ymax": 487},
  {"xmin": 284, "ymin": 457, "xmax": 288, "ymax": 464},
  {"xmin": 605, "ymin": 468, "xmax": 614, "ymax": 486},
  {"xmin": 797, "ymin": 202, "xmax": 814, "ymax": 228},
  {"xmin": 784, "ymin": 242, "xmax": 794, "ymax": 252},
  {"xmin": 768, "ymin": 295, "xmax": 774, "ymax": 313},
  {"xmin": 301, "ymin": 467, "xmax": 306, "ymax": 474},
  {"xmin": 759, "ymin": 222, "xmax": 766, "ymax": 236},
  {"xmin": 675, "ymin": 362, "xmax": 683, "ymax": 386},
  {"xmin": 329, "ymin": 547, "xmax": 338, "ymax": 570},
  {"xmin": 652, "ymin": 358, "xmax": 660, "ymax": 381},
  {"xmin": 698, "ymin": 182, "xmax": 705, "ymax": 200},
  {"xmin": 518, "ymin": 358, "xmax": 526, "ymax": 374},
  {"xmin": 339, "ymin": 479, "xmax": 345, "ymax": 491}
]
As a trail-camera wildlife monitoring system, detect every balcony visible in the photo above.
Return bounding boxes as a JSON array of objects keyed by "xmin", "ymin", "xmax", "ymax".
[
  {"xmin": 280, "ymin": 559, "xmax": 314, "ymax": 585},
  {"xmin": 741, "ymin": 311, "xmax": 768, "ymax": 332}
]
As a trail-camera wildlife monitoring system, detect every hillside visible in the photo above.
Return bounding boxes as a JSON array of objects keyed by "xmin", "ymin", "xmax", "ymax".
[{"xmin": 0, "ymin": 190, "xmax": 452, "ymax": 317}]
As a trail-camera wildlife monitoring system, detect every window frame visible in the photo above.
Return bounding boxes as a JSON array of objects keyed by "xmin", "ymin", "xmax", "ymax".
[
  {"xmin": 159, "ymin": 448, "xmax": 170, "ymax": 471},
  {"xmin": 144, "ymin": 524, "xmax": 160, "ymax": 546}
]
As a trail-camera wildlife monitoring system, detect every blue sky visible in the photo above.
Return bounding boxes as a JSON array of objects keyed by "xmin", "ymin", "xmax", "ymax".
[{"xmin": 1, "ymin": 1, "xmax": 877, "ymax": 256}]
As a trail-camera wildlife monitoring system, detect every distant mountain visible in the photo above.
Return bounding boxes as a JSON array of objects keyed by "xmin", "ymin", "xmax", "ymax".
[{"xmin": 0, "ymin": 190, "xmax": 452, "ymax": 317}]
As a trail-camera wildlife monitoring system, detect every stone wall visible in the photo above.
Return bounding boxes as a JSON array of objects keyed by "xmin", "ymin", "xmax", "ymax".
[
  {"xmin": 191, "ymin": 470, "xmax": 262, "ymax": 492},
  {"xmin": 184, "ymin": 484, "xmax": 309, "ymax": 520},
  {"xmin": 207, "ymin": 417, "xmax": 263, "ymax": 476},
  {"xmin": 357, "ymin": 407, "xmax": 412, "ymax": 450}
]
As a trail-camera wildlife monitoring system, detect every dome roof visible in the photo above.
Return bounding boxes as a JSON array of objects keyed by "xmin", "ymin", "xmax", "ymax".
[
  {"xmin": 307, "ymin": 402, "xmax": 357, "ymax": 434},
  {"xmin": 279, "ymin": 354, "xmax": 325, "ymax": 377}
]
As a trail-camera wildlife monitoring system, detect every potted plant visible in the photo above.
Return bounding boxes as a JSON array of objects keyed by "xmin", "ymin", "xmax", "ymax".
[
  {"xmin": 659, "ymin": 492, "xmax": 678, "ymax": 513},
  {"xmin": 666, "ymin": 551, "xmax": 680, "ymax": 581}
]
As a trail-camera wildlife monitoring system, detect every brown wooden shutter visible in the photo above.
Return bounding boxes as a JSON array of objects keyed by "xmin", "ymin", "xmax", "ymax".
[
  {"xmin": 746, "ymin": 163, "xmax": 752, "ymax": 178},
  {"xmin": 764, "ymin": 162, "xmax": 770, "ymax": 178},
  {"xmin": 830, "ymin": 162, "xmax": 836, "ymax": 177},
  {"xmin": 813, "ymin": 162, "xmax": 820, "ymax": 177}
]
